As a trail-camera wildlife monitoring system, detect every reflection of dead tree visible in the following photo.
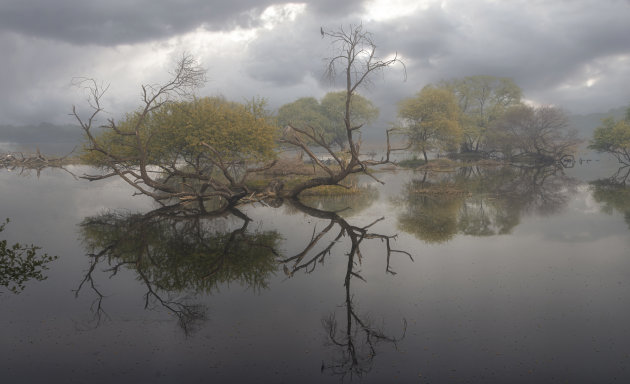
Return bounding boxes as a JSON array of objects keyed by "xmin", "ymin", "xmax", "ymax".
[
  {"xmin": 73, "ymin": 244, "xmax": 112, "ymax": 329},
  {"xmin": 280, "ymin": 24, "xmax": 408, "ymax": 197},
  {"xmin": 323, "ymin": 303, "xmax": 407, "ymax": 379},
  {"xmin": 135, "ymin": 268, "xmax": 206, "ymax": 335},
  {"xmin": 76, "ymin": 206, "xmax": 280, "ymax": 335},
  {"xmin": 324, "ymin": 228, "xmax": 407, "ymax": 379},
  {"xmin": 280, "ymin": 200, "xmax": 412, "ymax": 276},
  {"xmin": 1, "ymin": 150, "xmax": 77, "ymax": 179},
  {"xmin": 280, "ymin": 200, "xmax": 410, "ymax": 378}
]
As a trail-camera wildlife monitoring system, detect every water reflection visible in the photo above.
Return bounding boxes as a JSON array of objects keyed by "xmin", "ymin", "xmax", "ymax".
[
  {"xmin": 281, "ymin": 200, "xmax": 410, "ymax": 379},
  {"xmin": 590, "ymin": 167, "xmax": 630, "ymax": 229},
  {"xmin": 76, "ymin": 198, "xmax": 412, "ymax": 376},
  {"xmin": 298, "ymin": 185, "xmax": 379, "ymax": 218},
  {"xmin": 1, "ymin": 152, "xmax": 77, "ymax": 179},
  {"xmin": 76, "ymin": 208, "xmax": 281, "ymax": 334},
  {"xmin": 397, "ymin": 165, "xmax": 578, "ymax": 243},
  {"xmin": 0, "ymin": 218, "xmax": 57, "ymax": 294}
]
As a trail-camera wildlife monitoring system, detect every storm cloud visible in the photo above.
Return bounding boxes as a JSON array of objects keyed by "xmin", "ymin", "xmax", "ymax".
[{"xmin": 1, "ymin": 0, "xmax": 629, "ymax": 138}]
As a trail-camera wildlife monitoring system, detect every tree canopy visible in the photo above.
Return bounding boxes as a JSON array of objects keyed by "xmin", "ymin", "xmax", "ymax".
[
  {"xmin": 488, "ymin": 104, "xmax": 579, "ymax": 164},
  {"xmin": 589, "ymin": 106, "xmax": 630, "ymax": 166},
  {"xmin": 397, "ymin": 86, "xmax": 462, "ymax": 162},
  {"xmin": 82, "ymin": 96, "xmax": 276, "ymax": 167},
  {"xmin": 76, "ymin": 71, "xmax": 278, "ymax": 208},
  {"xmin": 439, "ymin": 75, "xmax": 522, "ymax": 152},
  {"xmin": 277, "ymin": 91, "xmax": 378, "ymax": 148}
]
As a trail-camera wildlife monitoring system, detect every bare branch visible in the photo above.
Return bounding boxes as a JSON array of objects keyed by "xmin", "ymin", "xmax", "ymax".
[{"xmin": 281, "ymin": 25, "xmax": 405, "ymax": 198}]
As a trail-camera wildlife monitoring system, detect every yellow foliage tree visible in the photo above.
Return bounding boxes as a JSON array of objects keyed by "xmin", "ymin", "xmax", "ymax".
[
  {"xmin": 398, "ymin": 86, "xmax": 462, "ymax": 162},
  {"xmin": 74, "ymin": 55, "xmax": 277, "ymax": 210}
]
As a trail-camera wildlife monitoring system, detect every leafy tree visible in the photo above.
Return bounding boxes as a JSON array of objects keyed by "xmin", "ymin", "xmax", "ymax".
[
  {"xmin": 588, "ymin": 106, "xmax": 630, "ymax": 166},
  {"xmin": 439, "ymin": 75, "xmax": 522, "ymax": 153},
  {"xmin": 488, "ymin": 104, "xmax": 580, "ymax": 164},
  {"xmin": 397, "ymin": 86, "xmax": 462, "ymax": 162},
  {"xmin": 74, "ymin": 56, "xmax": 278, "ymax": 210},
  {"xmin": 277, "ymin": 91, "xmax": 378, "ymax": 149},
  {"xmin": 320, "ymin": 91, "xmax": 378, "ymax": 148},
  {"xmin": 83, "ymin": 95, "xmax": 277, "ymax": 169}
]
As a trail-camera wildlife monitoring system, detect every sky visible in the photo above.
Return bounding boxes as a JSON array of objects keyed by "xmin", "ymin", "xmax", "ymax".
[{"xmin": 1, "ymin": 0, "xmax": 630, "ymax": 133}]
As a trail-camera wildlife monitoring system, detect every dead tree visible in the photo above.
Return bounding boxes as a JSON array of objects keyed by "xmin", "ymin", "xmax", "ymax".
[{"xmin": 280, "ymin": 24, "xmax": 408, "ymax": 197}]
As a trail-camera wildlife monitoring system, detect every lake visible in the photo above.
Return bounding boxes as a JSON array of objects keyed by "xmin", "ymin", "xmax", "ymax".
[{"xmin": 1, "ymin": 157, "xmax": 630, "ymax": 383}]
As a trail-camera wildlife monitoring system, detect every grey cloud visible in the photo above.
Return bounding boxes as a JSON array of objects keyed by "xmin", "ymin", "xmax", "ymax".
[
  {"xmin": 2, "ymin": 0, "xmax": 630, "ymax": 132},
  {"xmin": 367, "ymin": 0, "xmax": 630, "ymax": 113},
  {"xmin": 0, "ymin": 0, "xmax": 367, "ymax": 46},
  {"xmin": 0, "ymin": 0, "xmax": 277, "ymax": 45},
  {"xmin": 244, "ymin": 19, "xmax": 328, "ymax": 86},
  {"xmin": 306, "ymin": 0, "xmax": 367, "ymax": 16}
]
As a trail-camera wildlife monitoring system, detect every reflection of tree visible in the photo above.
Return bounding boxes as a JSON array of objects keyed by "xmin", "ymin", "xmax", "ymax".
[
  {"xmin": 599, "ymin": 165, "xmax": 630, "ymax": 185},
  {"xmin": 397, "ymin": 184, "xmax": 461, "ymax": 243},
  {"xmin": 397, "ymin": 165, "xmax": 577, "ymax": 243},
  {"xmin": 281, "ymin": 200, "xmax": 410, "ymax": 379},
  {"xmin": 494, "ymin": 165, "xmax": 577, "ymax": 216},
  {"xmin": 76, "ymin": 197, "xmax": 412, "ymax": 375},
  {"xmin": 590, "ymin": 174, "xmax": 630, "ymax": 229},
  {"xmin": 76, "ymin": 208, "xmax": 281, "ymax": 334},
  {"xmin": 1, "ymin": 151, "xmax": 77, "ymax": 179},
  {"xmin": 1, "ymin": 218, "xmax": 57, "ymax": 294},
  {"xmin": 298, "ymin": 185, "xmax": 378, "ymax": 218}
]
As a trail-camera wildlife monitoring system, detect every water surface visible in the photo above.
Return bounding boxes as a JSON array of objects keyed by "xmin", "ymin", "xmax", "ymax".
[{"xmin": 1, "ymin": 162, "xmax": 630, "ymax": 383}]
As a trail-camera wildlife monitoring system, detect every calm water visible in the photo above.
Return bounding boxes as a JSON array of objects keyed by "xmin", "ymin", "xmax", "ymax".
[{"xmin": 1, "ymin": 160, "xmax": 630, "ymax": 383}]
